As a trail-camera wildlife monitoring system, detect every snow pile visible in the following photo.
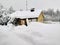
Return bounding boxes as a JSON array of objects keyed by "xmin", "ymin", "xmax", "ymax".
[
  {"xmin": 0, "ymin": 25, "xmax": 32, "ymax": 45},
  {"xmin": 0, "ymin": 31, "xmax": 32, "ymax": 45},
  {"xmin": 0, "ymin": 22, "xmax": 60, "ymax": 45},
  {"xmin": 13, "ymin": 25, "xmax": 28, "ymax": 33},
  {"xmin": 0, "ymin": 25, "xmax": 10, "ymax": 32},
  {"xmin": 28, "ymin": 22, "xmax": 60, "ymax": 45}
]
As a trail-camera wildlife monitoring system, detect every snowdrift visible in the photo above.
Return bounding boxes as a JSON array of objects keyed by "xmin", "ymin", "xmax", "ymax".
[{"xmin": 0, "ymin": 22, "xmax": 60, "ymax": 45}]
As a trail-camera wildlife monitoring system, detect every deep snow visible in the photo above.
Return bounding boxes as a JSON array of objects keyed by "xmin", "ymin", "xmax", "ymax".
[{"xmin": 0, "ymin": 22, "xmax": 60, "ymax": 45}]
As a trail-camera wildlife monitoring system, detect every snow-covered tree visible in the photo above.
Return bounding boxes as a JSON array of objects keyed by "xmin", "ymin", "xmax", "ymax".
[
  {"xmin": 43, "ymin": 9, "xmax": 60, "ymax": 22},
  {"xmin": 8, "ymin": 6, "xmax": 15, "ymax": 14},
  {"xmin": 0, "ymin": 3, "xmax": 4, "ymax": 10},
  {"xmin": 0, "ymin": 4, "xmax": 11, "ymax": 25}
]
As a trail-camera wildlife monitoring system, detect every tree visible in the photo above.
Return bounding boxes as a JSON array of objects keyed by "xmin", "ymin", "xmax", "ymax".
[
  {"xmin": 47, "ymin": 9, "xmax": 54, "ymax": 16},
  {"xmin": 0, "ymin": 4, "xmax": 11, "ymax": 25},
  {"xmin": 0, "ymin": 3, "xmax": 4, "ymax": 10},
  {"xmin": 0, "ymin": 3, "xmax": 4, "ymax": 16},
  {"xmin": 8, "ymin": 6, "xmax": 15, "ymax": 14}
]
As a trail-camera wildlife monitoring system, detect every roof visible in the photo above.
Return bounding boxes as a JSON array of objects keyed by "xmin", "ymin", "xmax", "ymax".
[{"xmin": 9, "ymin": 10, "xmax": 41, "ymax": 19}]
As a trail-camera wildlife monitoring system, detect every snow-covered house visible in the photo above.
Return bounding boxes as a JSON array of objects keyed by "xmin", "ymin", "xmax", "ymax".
[
  {"xmin": 8, "ymin": 9, "xmax": 60, "ymax": 25},
  {"xmin": 8, "ymin": 10, "xmax": 44, "ymax": 25}
]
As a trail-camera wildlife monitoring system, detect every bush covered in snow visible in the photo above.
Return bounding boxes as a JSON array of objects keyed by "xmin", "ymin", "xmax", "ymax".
[{"xmin": 0, "ymin": 4, "xmax": 15, "ymax": 25}]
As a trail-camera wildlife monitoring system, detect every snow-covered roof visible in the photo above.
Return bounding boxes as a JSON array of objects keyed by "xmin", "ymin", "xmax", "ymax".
[{"xmin": 9, "ymin": 10, "xmax": 41, "ymax": 19}]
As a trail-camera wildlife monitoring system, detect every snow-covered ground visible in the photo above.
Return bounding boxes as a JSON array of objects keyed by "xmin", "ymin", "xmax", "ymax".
[{"xmin": 0, "ymin": 22, "xmax": 60, "ymax": 45}]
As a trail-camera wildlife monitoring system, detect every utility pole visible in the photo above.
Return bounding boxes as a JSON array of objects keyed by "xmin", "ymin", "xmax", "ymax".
[{"xmin": 26, "ymin": 0, "xmax": 28, "ymax": 10}]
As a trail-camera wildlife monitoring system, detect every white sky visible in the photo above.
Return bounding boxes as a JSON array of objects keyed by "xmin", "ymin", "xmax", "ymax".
[{"xmin": 0, "ymin": 0, "xmax": 60, "ymax": 10}]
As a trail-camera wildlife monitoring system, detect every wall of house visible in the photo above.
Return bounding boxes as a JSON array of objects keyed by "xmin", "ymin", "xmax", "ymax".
[{"xmin": 38, "ymin": 12, "xmax": 44, "ymax": 22}]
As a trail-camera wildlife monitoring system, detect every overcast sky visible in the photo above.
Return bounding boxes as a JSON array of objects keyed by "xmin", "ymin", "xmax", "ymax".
[{"xmin": 0, "ymin": 0, "xmax": 60, "ymax": 10}]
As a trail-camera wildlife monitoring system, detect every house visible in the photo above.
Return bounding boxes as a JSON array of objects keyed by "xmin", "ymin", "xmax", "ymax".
[{"xmin": 9, "ymin": 10, "xmax": 43, "ymax": 26}]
